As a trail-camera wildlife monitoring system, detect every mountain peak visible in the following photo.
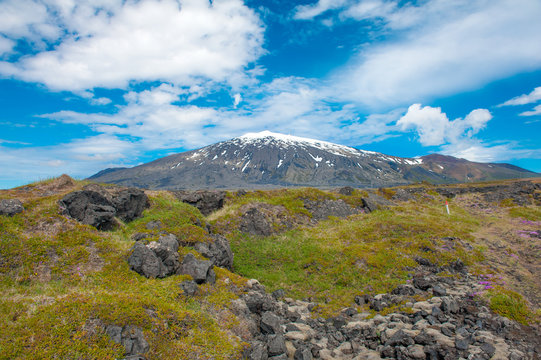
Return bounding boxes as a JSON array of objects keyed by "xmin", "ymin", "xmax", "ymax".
[{"xmin": 239, "ymin": 130, "xmax": 329, "ymax": 145}]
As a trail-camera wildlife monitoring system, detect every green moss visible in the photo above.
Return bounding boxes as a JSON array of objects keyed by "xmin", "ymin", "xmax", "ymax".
[
  {"xmin": 499, "ymin": 198, "xmax": 516, "ymax": 207},
  {"xmin": 487, "ymin": 287, "xmax": 532, "ymax": 325},
  {"xmin": 378, "ymin": 188, "xmax": 396, "ymax": 200},
  {"xmin": 224, "ymin": 197, "xmax": 481, "ymax": 315},
  {"xmin": 508, "ymin": 206, "xmax": 541, "ymax": 221}
]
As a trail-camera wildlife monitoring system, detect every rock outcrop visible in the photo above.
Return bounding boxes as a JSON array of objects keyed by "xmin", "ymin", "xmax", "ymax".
[
  {"xmin": 236, "ymin": 269, "xmax": 541, "ymax": 360},
  {"xmin": 0, "ymin": 199, "xmax": 24, "ymax": 216},
  {"xmin": 304, "ymin": 199, "xmax": 359, "ymax": 221},
  {"xmin": 128, "ymin": 234, "xmax": 181, "ymax": 278},
  {"xmin": 173, "ymin": 190, "xmax": 226, "ymax": 215},
  {"xmin": 59, "ymin": 185, "xmax": 149, "ymax": 230},
  {"xmin": 194, "ymin": 234, "xmax": 234, "ymax": 270}
]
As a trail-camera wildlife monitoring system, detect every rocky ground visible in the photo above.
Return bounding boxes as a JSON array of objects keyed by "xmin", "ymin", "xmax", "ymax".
[
  {"xmin": 235, "ymin": 261, "xmax": 541, "ymax": 360},
  {"xmin": 1, "ymin": 176, "xmax": 539, "ymax": 359}
]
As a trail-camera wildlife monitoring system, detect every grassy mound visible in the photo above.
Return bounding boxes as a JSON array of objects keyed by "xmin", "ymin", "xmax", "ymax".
[{"xmin": 0, "ymin": 182, "xmax": 247, "ymax": 359}]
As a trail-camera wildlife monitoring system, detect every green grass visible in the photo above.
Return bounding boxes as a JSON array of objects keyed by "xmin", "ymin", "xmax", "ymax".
[
  {"xmin": 216, "ymin": 191, "xmax": 483, "ymax": 315},
  {"xmin": 0, "ymin": 181, "xmax": 248, "ymax": 359},
  {"xmin": 508, "ymin": 206, "xmax": 541, "ymax": 221},
  {"xmin": 486, "ymin": 287, "xmax": 533, "ymax": 325}
]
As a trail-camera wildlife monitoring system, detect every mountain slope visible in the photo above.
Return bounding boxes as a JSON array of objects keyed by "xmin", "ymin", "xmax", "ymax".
[{"xmin": 89, "ymin": 131, "xmax": 537, "ymax": 189}]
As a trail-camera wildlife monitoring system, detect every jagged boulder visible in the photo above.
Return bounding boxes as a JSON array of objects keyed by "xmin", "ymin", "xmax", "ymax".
[
  {"xmin": 113, "ymin": 188, "xmax": 150, "ymax": 222},
  {"xmin": 59, "ymin": 190, "xmax": 117, "ymax": 230},
  {"xmin": 337, "ymin": 186, "xmax": 355, "ymax": 196},
  {"xmin": 174, "ymin": 190, "xmax": 226, "ymax": 216},
  {"xmin": 303, "ymin": 199, "xmax": 359, "ymax": 221},
  {"xmin": 179, "ymin": 253, "xmax": 215, "ymax": 284},
  {"xmin": 128, "ymin": 234, "xmax": 180, "ymax": 278},
  {"xmin": 361, "ymin": 192, "xmax": 394, "ymax": 213},
  {"xmin": 0, "ymin": 199, "xmax": 24, "ymax": 216},
  {"xmin": 60, "ymin": 186, "xmax": 149, "ymax": 230},
  {"xmin": 240, "ymin": 207, "xmax": 273, "ymax": 236},
  {"xmin": 194, "ymin": 234, "xmax": 233, "ymax": 269},
  {"xmin": 105, "ymin": 325, "xmax": 149, "ymax": 357}
]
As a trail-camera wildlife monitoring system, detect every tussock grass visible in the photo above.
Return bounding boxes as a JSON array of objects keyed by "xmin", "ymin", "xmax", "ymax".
[
  {"xmin": 0, "ymin": 177, "xmax": 247, "ymax": 359},
  {"xmin": 219, "ymin": 193, "xmax": 483, "ymax": 315}
]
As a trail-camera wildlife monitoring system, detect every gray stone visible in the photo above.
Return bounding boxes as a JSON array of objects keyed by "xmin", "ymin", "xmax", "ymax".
[
  {"xmin": 59, "ymin": 190, "xmax": 117, "ymax": 230},
  {"xmin": 113, "ymin": 188, "xmax": 149, "ymax": 222},
  {"xmin": 455, "ymin": 338, "xmax": 469, "ymax": 351},
  {"xmin": 194, "ymin": 234, "xmax": 233, "ymax": 269},
  {"xmin": 128, "ymin": 242, "xmax": 165, "ymax": 278},
  {"xmin": 179, "ymin": 280, "xmax": 198, "ymax": 297},
  {"xmin": 480, "ymin": 342, "xmax": 496, "ymax": 357},
  {"xmin": 294, "ymin": 347, "xmax": 313, "ymax": 360},
  {"xmin": 432, "ymin": 285, "xmax": 447, "ymax": 297},
  {"xmin": 261, "ymin": 311, "xmax": 282, "ymax": 334},
  {"xmin": 179, "ymin": 253, "xmax": 215, "ymax": 284},
  {"xmin": 106, "ymin": 325, "xmax": 149, "ymax": 356},
  {"xmin": 440, "ymin": 297, "xmax": 459, "ymax": 314},
  {"xmin": 249, "ymin": 341, "xmax": 268, "ymax": 360},
  {"xmin": 174, "ymin": 190, "xmax": 226, "ymax": 216},
  {"xmin": 0, "ymin": 199, "xmax": 24, "ymax": 216},
  {"xmin": 267, "ymin": 334, "xmax": 287, "ymax": 356}
]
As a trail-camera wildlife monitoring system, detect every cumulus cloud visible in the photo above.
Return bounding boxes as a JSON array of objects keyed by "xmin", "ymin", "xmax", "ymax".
[
  {"xmin": 0, "ymin": 0, "xmax": 264, "ymax": 91},
  {"xmin": 499, "ymin": 86, "xmax": 541, "ymax": 106},
  {"xmin": 325, "ymin": 0, "xmax": 541, "ymax": 108},
  {"xmin": 397, "ymin": 104, "xmax": 492, "ymax": 146}
]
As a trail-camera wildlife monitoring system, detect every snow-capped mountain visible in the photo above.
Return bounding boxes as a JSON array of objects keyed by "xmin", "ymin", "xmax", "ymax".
[{"xmin": 89, "ymin": 131, "xmax": 537, "ymax": 189}]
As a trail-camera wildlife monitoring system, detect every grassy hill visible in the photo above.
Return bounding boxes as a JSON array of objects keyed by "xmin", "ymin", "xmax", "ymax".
[{"xmin": 0, "ymin": 176, "xmax": 539, "ymax": 359}]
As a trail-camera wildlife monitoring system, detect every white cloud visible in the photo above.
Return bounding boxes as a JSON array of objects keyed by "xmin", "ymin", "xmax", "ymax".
[
  {"xmin": 397, "ymin": 104, "xmax": 492, "ymax": 146},
  {"xmin": 340, "ymin": 0, "xmax": 396, "ymax": 22},
  {"xmin": 440, "ymin": 141, "xmax": 541, "ymax": 163},
  {"xmin": 0, "ymin": 134, "xmax": 136, "ymax": 189},
  {"xmin": 294, "ymin": 0, "xmax": 349, "ymax": 20},
  {"xmin": 0, "ymin": 0, "xmax": 264, "ymax": 91},
  {"xmin": 329, "ymin": 0, "xmax": 541, "ymax": 108},
  {"xmin": 499, "ymin": 86, "xmax": 541, "ymax": 106},
  {"xmin": 520, "ymin": 104, "xmax": 541, "ymax": 117},
  {"xmin": 0, "ymin": 36, "xmax": 15, "ymax": 55},
  {"xmin": 43, "ymin": 84, "xmax": 218, "ymax": 149},
  {"xmin": 233, "ymin": 93, "xmax": 242, "ymax": 108}
]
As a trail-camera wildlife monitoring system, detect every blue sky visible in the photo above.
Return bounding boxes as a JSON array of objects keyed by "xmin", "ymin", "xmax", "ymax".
[{"xmin": 1, "ymin": 0, "xmax": 540, "ymax": 189}]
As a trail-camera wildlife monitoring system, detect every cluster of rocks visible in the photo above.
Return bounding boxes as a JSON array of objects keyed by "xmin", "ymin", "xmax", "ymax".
[
  {"xmin": 400, "ymin": 181, "xmax": 540, "ymax": 206},
  {"xmin": 173, "ymin": 190, "xmax": 226, "ymax": 215},
  {"xmin": 235, "ymin": 272, "xmax": 540, "ymax": 359},
  {"xmin": 128, "ymin": 222, "xmax": 233, "ymax": 287},
  {"xmin": 83, "ymin": 319, "xmax": 149, "ymax": 359},
  {"xmin": 59, "ymin": 185, "xmax": 149, "ymax": 230},
  {"xmin": 237, "ymin": 190, "xmax": 394, "ymax": 237},
  {"xmin": 0, "ymin": 198, "xmax": 24, "ymax": 216}
]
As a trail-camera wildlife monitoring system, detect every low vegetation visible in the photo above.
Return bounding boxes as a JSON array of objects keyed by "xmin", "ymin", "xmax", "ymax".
[{"xmin": 0, "ymin": 176, "xmax": 539, "ymax": 358}]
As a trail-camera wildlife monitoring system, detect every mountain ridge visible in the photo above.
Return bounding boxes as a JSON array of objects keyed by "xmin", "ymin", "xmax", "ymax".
[{"xmin": 89, "ymin": 131, "xmax": 537, "ymax": 189}]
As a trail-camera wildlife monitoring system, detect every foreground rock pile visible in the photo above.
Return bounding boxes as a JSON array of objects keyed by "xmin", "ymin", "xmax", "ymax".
[
  {"xmin": 236, "ymin": 271, "xmax": 540, "ymax": 359},
  {"xmin": 59, "ymin": 184, "xmax": 149, "ymax": 230}
]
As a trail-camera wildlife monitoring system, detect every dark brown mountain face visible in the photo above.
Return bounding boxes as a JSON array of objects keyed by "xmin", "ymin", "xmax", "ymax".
[{"xmin": 88, "ymin": 131, "xmax": 537, "ymax": 189}]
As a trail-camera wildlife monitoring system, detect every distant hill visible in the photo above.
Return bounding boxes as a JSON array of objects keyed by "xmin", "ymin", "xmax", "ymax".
[{"xmin": 88, "ymin": 131, "xmax": 537, "ymax": 189}]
